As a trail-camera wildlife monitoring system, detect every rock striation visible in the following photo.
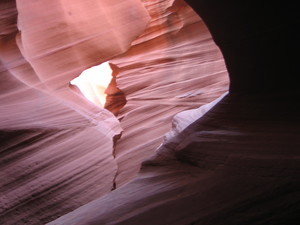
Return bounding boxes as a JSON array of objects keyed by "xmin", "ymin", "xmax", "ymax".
[
  {"xmin": 0, "ymin": 0, "xmax": 149, "ymax": 224},
  {"xmin": 110, "ymin": 0, "xmax": 228, "ymax": 187},
  {"xmin": 2, "ymin": 0, "xmax": 299, "ymax": 225},
  {"xmin": 1, "ymin": 0, "xmax": 228, "ymax": 224},
  {"xmin": 48, "ymin": 0, "xmax": 300, "ymax": 225}
]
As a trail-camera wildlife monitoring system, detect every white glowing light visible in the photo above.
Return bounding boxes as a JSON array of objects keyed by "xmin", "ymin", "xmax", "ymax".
[{"xmin": 70, "ymin": 61, "xmax": 112, "ymax": 107}]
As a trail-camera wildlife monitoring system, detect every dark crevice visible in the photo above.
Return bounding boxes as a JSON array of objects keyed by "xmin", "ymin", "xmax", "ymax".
[{"xmin": 110, "ymin": 131, "xmax": 123, "ymax": 191}]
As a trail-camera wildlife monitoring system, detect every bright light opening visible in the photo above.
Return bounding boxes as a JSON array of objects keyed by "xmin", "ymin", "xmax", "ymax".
[{"xmin": 70, "ymin": 61, "xmax": 113, "ymax": 107}]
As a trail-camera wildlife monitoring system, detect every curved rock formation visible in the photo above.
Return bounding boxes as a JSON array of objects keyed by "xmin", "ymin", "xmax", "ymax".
[
  {"xmin": 3, "ymin": 0, "xmax": 299, "ymax": 224},
  {"xmin": 110, "ymin": 0, "xmax": 228, "ymax": 187},
  {"xmin": 0, "ymin": 0, "xmax": 150, "ymax": 224},
  {"xmin": 48, "ymin": 0, "xmax": 300, "ymax": 225},
  {"xmin": 1, "ymin": 0, "xmax": 228, "ymax": 224}
]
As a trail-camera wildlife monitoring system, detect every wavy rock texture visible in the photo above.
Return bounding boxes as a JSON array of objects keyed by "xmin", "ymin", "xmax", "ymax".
[
  {"xmin": 0, "ymin": 0, "xmax": 148, "ymax": 224},
  {"xmin": 48, "ymin": 0, "xmax": 300, "ymax": 225},
  {"xmin": 49, "ymin": 93, "xmax": 300, "ymax": 225},
  {"xmin": 3, "ymin": 0, "xmax": 299, "ymax": 225},
  {"xmin": 0, "ymin": 0, "xmax": 228, "ymax": 224},
  {"xmin": 111, "ymin": 0, "xmax": 228, "ymax": 187}
]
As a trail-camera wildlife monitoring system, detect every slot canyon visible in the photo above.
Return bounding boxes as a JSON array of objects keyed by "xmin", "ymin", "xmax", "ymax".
[{"xmin": 0, "ymin": 0, "xmax": 299, "ymax": 224}]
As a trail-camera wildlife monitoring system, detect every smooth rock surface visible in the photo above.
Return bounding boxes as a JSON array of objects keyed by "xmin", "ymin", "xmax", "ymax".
[
  {"xmin": 0, "ymin": 0, "xmax": 228, "ymax": 224},
  {"xmin": 111, "ymin": 0, "xmax": 228, "ymax": 187},
  {"xmin": 48, "ymin": 93, "xmax": 300, "ymax": 225},
  {"xmin": 0, "ymin": 0, "xmax": 147, "ymax": 224},
  {"xmin": 3, "ymin": 0, "xmax": 299, "ymax": 224},
  {"xmin": 48, "ymin": 0, "xmax": 300, "ymax": 224}
]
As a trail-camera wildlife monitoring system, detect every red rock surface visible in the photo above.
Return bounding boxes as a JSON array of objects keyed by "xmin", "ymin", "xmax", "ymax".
[
  {"xmin": 1, "ymin": 0, "xmax": 227, "ymax": 224},
  {"xmin": 1, "ymin": 0, "xmax": 299, "ymax": 225},
  {"xmin": 110, "ymin": 0, "xmax": 228, "ymax": 187},
  {"xmin": 0, "ymin": 0, "xmax": 148, "ymax": 224}
]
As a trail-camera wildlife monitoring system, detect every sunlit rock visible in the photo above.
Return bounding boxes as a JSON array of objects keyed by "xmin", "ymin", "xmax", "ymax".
[
  {"xmin": 110, "ymin": 0, "xmax": 228, "ymax": 187},
  {"xmin": 47, "ymin": 0, "xmax": 300, "ymax": 225},
  {"xmin": 0, "ymin": 0, "xmax": 149, "ymax": 224},
  {"xmin": 4, "ymin": 0, "xmax": 299, "ymax": 224},
  {"xmin": 70, "ymin": 61, "xmax": 113, "ymax": 107}
]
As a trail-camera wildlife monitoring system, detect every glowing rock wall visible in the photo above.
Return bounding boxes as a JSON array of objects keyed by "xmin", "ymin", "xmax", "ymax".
[
  {"xmin": 0, "ymin": 0, "xmax": 228, "ymax": 224},
  {"xmin": 0, "ymin": 0, "xmax": 150, "ymax": 224},
  {"xmin": 2, "ymin": 0, "xmax": 300, "ymax": 224},
  {"xmin": 111, "ymin": 0, "xmax": 228, "ymax": 187},
  {"xmin": 48, "ymin": 1, "xmax": 300, "ymax": 225}
]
